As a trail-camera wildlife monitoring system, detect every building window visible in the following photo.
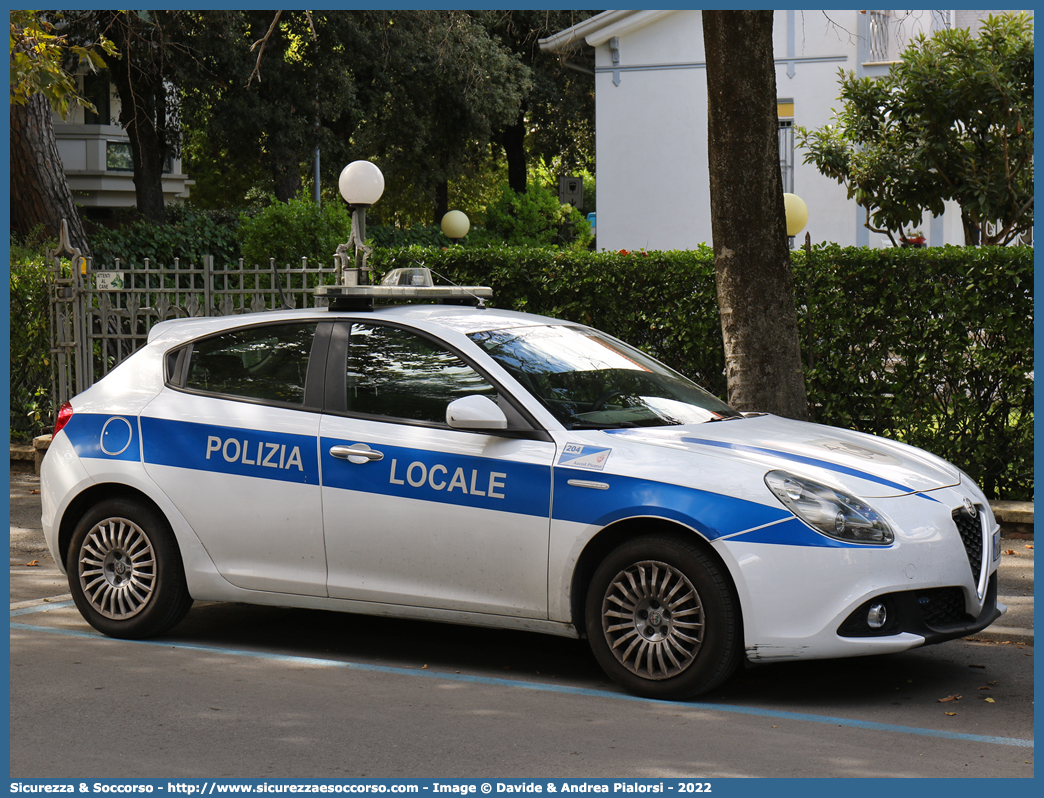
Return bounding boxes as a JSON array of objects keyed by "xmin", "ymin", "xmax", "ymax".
[
  {"xmin": 778, "ymin": 119, "xmax": 795, "ymax": 194},
  {"xmin": 106, "ymin": 141, "xmax": 134, "ymax": 171},
  {"xmin": 106, "ymin": 141, "xmax": 174, "ymax": 174}
]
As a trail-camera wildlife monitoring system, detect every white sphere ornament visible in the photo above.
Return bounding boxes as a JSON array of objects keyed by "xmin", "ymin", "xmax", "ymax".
[
  {"xmin": 441, "ymin": 210, "xmax": 470, "ymax": 239},
  {"xmin": 339, "ymin": 161, "xmax": 385, "ymax": 206},
  {"xmin": 783, "ymin": 193, "xmax": 809, "ymax": 236}
]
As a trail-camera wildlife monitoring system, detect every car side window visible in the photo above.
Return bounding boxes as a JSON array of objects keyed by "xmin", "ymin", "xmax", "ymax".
[
  {"xmin": 346, "ymin": 323, "xmax": 497, "ymax": 423},
  {"xmin": 185, "ymin": 322, "xmax": 316, "ymax": 405}
]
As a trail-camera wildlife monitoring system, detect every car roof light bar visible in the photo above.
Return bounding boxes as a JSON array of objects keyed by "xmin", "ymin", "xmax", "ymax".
[{"xmin": 314, "ymin": 266, "xmax": 492, "ymax": 311}]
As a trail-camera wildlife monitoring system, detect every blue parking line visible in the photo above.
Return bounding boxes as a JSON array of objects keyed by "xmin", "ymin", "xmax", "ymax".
[
  {"xmin": 10, "ymin": 600, "xmax": 75, "ymax": 616},
  {"xmin": 11, "ymin": 615, "xmax": 1033, "ymax": 750}
]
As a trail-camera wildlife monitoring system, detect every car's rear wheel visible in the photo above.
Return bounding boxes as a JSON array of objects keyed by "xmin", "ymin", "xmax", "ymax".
[
  {"xmin": 66, "ymin": 498, "xmax": 192, "ymax": 639},
  {"xmin": 585, "ymin": 534, "xmax": 741, "ymax": 699}
]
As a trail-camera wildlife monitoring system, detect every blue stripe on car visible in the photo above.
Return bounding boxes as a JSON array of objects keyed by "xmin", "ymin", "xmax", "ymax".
[
  {"xmin": 60, "ymin": 413, "xmax": 141, "ymax": 462},
  {"xmin": 676, "ymin": 436, "xmax": 937, "ymax": 499},
  {"xmin": 553, "ymin": 468, "xmax": 792, "ymax": 541},
  {"xmin": 140, "ymin": 416, "xmax": 319, "ymax": 485},
  {"xmin": 320, "ymin": 437, "xmax": 552, "ymax": 518},
  {"xmin": 67, "ymin": 414, "xmax": 877, "ymax": 548}
]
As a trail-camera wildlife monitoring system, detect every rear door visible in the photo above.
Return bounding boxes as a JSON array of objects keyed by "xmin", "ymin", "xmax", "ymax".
[{"xmin": 142, "ymin": 320, "xmax": 329, "ymax": 596}]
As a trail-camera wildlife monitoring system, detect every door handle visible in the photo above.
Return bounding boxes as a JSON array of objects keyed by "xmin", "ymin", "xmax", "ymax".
[{"xmin": 329, "ymin": 444, "xmax": 384, "ymax": 463}]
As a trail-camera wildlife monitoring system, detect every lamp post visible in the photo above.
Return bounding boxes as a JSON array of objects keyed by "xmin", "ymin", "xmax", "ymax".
[
  {"xmin": 783, "ymin": 193, "xmax": 808, "ymax": 249},
  {"xmin": 440, "ymin": 210, "xmax": 470, "ymax": 244},
  {"xmin": 338, "ymin": 160, "xmax": 385, "ymax": 277}
]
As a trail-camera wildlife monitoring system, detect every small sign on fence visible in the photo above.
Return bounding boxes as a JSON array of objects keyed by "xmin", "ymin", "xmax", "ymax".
[{"xmin": 94, "ymin": 271, "xmax": 126, "ymax": 290}]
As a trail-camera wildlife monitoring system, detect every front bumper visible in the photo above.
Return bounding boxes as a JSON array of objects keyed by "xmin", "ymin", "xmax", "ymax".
[
  {"xmin": 721, "ymin": 486, "xmax": 1004, "ymax": 662},
  {"xmin": 837, "ymin": 572, "xmax": 1004, "ymax": 644}
]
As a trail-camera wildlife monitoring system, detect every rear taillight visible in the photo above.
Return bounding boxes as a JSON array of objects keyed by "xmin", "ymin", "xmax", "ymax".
[{"xmin": 54, "ymin": 402, "xmax": 74, "ymax": 436}]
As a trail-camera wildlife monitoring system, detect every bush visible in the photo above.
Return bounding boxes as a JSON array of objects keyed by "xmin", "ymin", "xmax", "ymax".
[
  {"xmin": 90, "ymin": 206, "xmax": 240, "ymax": 267},
  {"xmin": 792, "ymin": 244, "xmax": 1033, "ymax": 501},
  {"xmin": 373, "ymin": 244, "xmax": 1032, "ymax": 500},
  {"xmin": 10, "ymin": 230, "xmax": 55, "ymax": 442},
  {"xmin": 469, "ymin": 182, "xmax": 592, "ymax": 250},
  {"xmin": 368, "ymin": 224, "xmax": 454, "ymax": 249},
  {"xmin": 238, "ymin": 197, "xmax": 353, "ymax": 269}
]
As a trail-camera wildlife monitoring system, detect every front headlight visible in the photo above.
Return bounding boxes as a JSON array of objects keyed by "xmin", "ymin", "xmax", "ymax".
[{"xmin": 765, "ymin": 470, "xmax": 894, "ymax": 545}]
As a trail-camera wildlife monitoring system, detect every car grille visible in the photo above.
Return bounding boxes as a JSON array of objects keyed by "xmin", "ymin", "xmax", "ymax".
[
  {"xmin": 916, "ymin": 586, "xmax": 971, "ymax": 627},
  {"xmin": 952, "ymin": 507, "xmax": 984, "ymax": 581}
]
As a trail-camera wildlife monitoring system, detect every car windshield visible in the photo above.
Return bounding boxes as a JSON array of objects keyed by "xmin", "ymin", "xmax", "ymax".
[{"xmin": 468, "ymin": 324, "xmax": 741, "ymax": 429}]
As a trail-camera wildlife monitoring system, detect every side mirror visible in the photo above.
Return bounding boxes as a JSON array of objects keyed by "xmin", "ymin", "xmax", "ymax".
[{"xmin": 446, "ymin": 395, "xmax": 508, "ymax": 430}]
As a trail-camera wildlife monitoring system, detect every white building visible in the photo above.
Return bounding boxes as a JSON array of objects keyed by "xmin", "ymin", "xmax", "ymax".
[
  {"xmin": 52, "ymin": 72, "xmax": 193, "ymax": 213},
  {"xmin": 540, "ymin": 10, "xmax": 1023, "ymax": 251}
]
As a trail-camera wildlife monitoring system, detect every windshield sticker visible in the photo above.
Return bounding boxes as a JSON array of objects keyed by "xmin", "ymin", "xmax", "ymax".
[{"xmin": 558, "ymin": 443, "xmax": 611, "ymax": 470}]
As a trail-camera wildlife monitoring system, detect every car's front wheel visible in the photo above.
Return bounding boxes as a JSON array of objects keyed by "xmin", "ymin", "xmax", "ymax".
[
  {"xmin": 66, "ymin": 498, "xmax": 192, "ymax": 639},
  {"xmin": 585, "ymin": 534, "xmax": 741, "ymax": 699}
]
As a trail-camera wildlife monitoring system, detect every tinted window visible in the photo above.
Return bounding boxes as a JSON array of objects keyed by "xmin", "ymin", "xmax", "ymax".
[
  {"xmin": 186, "ymin": 323, "xmax": 316, "ymax": 405},
  {"xmin": 346, "ymin": 323, "xmax": 496, "ymax": 423}
]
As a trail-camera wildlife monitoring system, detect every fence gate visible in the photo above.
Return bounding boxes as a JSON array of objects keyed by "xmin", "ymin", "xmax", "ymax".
[{"xmin": 46, "ymin": 224, "xmax": 337, "ymax": 408}]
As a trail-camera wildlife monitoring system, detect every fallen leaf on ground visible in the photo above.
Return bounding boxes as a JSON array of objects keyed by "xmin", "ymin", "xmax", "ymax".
[
  {"xmin": 29, "ymin": 489, "xmax": 40, "ymax": 495},
  {"xmin": 1004, "ymin": 549, "xmax": 1016, "ymax": 555},
  {"xmin": 1026, "ymin": 544, "xmax": 1033, "ymax": 550},
  {"xmin": 24, "ymin": 560, "xmax": 38, "ymax": 567},
  {"xmin": 944, "ymin": 712, "xmax": 958, "ymax": 716},
  {"xmin": 938, "ymin": 694, "xmax": 962, "ymax": 703},
  {"xmin": 978, "ymin": 686, "xmax": 991, "ymax": 690},
  {"xmin": 984, "ymin": 697, "xmax": 996, "ymax": 704}
]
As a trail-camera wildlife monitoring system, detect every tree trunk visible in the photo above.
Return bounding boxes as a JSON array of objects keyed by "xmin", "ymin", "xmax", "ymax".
[
  {"xmin": 498, "ymin": 115, "xmax": 528, "ymax": 194},
  {"xmin": 432, "ymin": 180, "xmax": 449, "ymax": 227},
  {"xmin": 270, "ymin": 148, "xmax": 303, "ymax": 203},
  {"xmin": 123, "ymin": 106, "xmax": 168, "ymax": 223},
  {"xmin": 10, "ymin": 93, "xmax": 92, "ymax": 255},
  {"xmin": 103, "ymin": 10, "xmax": 169, "ymax": 223},
  {"xmin": 703, "ymin": 10, "xmax": 808, "ymax": 420}
]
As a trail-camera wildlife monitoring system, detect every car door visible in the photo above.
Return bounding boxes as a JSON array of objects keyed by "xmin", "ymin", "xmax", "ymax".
[
  {"xmin": 319, "ymin": 320, "xmax": 556, "ymax": 618},
  {"xmin": 141, "ymin": 320, "xmax": 329, "ymax": 596}
]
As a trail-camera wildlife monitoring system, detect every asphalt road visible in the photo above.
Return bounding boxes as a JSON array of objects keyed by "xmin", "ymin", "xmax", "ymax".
[{"xmin": 9, "ymin": 469, "xmax": 1034, "ymax": 779}]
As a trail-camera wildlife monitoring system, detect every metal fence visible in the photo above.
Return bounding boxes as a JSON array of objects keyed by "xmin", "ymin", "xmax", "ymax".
[{"xmin": 47, "ymin": 232, "xmax": 338, "ymax": 408}]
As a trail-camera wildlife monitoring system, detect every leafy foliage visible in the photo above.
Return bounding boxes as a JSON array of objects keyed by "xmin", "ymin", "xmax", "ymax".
[
  {"xmin": 798, "ymin": 12, "xmax": 1034, "ymax": 246},
  {"xmin": 373, "ymin": 245, "xmax": 1033, "ymax": 500},
  {"xmin": 794, "ymin": 244, "xmax": 1033, "ymax": 500},
  {"xmin": 9, "ymin": 10, "xmax": 115, "ymax": 118},
  {"xmin": 469, "ymin": 182, "xmax": 592, "ymax": 249},
  {"xmin": 89, "ymin": 207, "xmax": 240, "ymax": 267},
  {"xmin": 237, "ymin": 198, "xmax": 353, "ymax": 269},
  {"xmin": 9, "ymin": 230, "xmax": 55, "ymax": 441},
  {"xmin": 368, "ymin": 225, "xmax": 457, "ymax": 249}
]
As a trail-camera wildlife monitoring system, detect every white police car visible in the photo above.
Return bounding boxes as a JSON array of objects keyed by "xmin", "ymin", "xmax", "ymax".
[{"xmin": 41, "ymin": 270, "xmax": 1004, "ymax": 699}]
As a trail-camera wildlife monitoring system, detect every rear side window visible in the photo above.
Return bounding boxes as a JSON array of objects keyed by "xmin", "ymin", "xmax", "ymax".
[{"xmin": 185, "ymin": 323, "xmax": 316, "ymax": 405}]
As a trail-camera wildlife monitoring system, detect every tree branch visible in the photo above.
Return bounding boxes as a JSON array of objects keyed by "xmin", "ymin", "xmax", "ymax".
[{"xmin": 248, "ymin": 10, "xmax": 282, "ymax": 86}]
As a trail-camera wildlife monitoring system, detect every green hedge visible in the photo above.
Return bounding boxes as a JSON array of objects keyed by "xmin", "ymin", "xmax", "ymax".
[
  {"xmin": 374, "ymin": 245, "xmax": 1033, "ymax": 501},
  {"xmin": 9, "ymin": 232, "xmax": 54, "ymax": 442}
]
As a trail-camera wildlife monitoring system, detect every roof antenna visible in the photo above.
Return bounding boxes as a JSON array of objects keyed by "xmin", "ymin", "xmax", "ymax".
[{"xmin": 271, "ymin": 259, "xmax": 293, "ymax": 310}]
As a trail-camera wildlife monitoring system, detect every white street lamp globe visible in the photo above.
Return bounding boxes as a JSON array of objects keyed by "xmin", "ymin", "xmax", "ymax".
[
  {"xmin": 339, "ymin": 161, "xmax": 385, "ymax": 206},
  {"xmin": 441, "ymin": 210, "xmax": 470, "ymax": 239},
  {"xmin": 783, "ymin": 193, "xmax": 809, "ymax": 237}
]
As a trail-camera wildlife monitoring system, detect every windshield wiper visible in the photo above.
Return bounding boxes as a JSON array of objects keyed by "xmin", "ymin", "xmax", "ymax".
[{"xmin": 568, "ymin": 421, "xmax": 639, "ymax": 430}]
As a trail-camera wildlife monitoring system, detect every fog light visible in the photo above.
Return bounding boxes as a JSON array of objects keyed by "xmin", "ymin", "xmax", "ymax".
[{"xmin": 867, "ymin": 603, "xmax": 888, "ymax": 629}]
